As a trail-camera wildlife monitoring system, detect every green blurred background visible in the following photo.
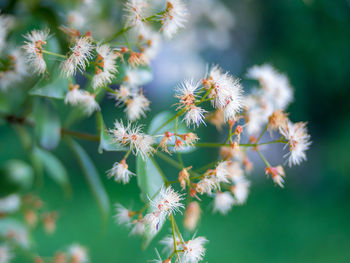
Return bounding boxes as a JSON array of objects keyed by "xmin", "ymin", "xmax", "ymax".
[{"xmin": 1, "ymin": 0, "xmax": 350, "ymax": 262}]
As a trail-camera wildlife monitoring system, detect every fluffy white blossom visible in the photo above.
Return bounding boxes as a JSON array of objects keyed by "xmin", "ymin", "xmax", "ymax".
[
  {"xmin": 114, "ymin": 203, "xmax": 132, "ymax": 225},
  {"xmin": 124, "ymin": 0, "xmax": 148, "ymax": 31},
  {"xmin": 107, "ymin": 160, "xmax": 135, "ymax": 184},
  {"xmin": 161, "ymin": 0, "xmax": 188, "ymax": 39},
  {"xmin": 64, "ymin": 85, "xmax": 85, "ymax": 105},
  {"xmin": 182, "ymin": 236, "xmax": 208, "ymax": 263},
  {"xmin": 183, "ymin": 106, "xmax": 206, "ymax": 128},
  {"xmin": 22, "ymin": 29, "xmax": 49, "ymax": 74},
  {"xmin": 213, "ymin": 192, "xmax": 235, "ymax": 214},
  {"xmin": 231, "ymin": 176, "xmax": 250, "ymax": 205},
  {"xmin": 0, "ymin": 49, "xmax": 27, "ymax": 91},
  {"xmin": 61, "ymin": 37, "xmax": 93, "ymax": 77},
  {"xmin": 214, "ymin": 161, "xmax": 230, "ymax": 184},
  {"xmin": 205, "ymin": 65, "xmax": 244, "ymax": 120},
  {"xmin": 93, "ymin": 44, "xmax": 118, "ymax": 89},
  {"xmin": 247, "ymin": 64, "xmax": 293, "ymax": 111},
  {"xmin": 110, "ymin": 120, "xmax": 154, "ymax": 159},
  {"xmin": 130, "ymin": 220, "xmax": 145, "ymax": 235},
  {"xmin": 196, "ymin": 177, "xmax": 217, "ymax": 195},
  {"xmin": 64, "ymin": 89, "xmax": 100, "ymax": 115},
  {"xmin": 279, "ymin": 121, "xmax": 311, "ymax": 166},
  {"xmin": 150, "ymin": 186, "xmax": 184, "ymax": 215},
  {"xmin": 80, "ymin": 92, "xmax": 100, "ymax": 115},
  {"xmin": 125, "ymin": 92, "xmax": 150, "ymax": 121}
]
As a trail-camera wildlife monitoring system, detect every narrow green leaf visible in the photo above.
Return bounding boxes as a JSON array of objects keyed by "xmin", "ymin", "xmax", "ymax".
[
  {"xmin": 67, "ymin": 138, "xmax": 110, "ymax": 223},
  {"xmin": 136, "ymin": 155, "xmax": 164, "ymax": 248},
  {"xmin": 33, "ymin": 100, "xmax": 61, "ymax": 150},
  {"xmin": 32, "ymin": 147, "xmax": 71, "ymax": 196},
  {"xmin": 29, "ymin": 75, "xmax": 68, "ymax": 99},
  {"xmin": 96, "ymin": 112, "xmax": 127, "ymax": 153}
]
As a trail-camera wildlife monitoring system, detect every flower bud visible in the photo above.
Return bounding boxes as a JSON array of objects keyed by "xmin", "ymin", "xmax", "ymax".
[
  {"xmin": 184, "ymin": 201, "xmax": 201, "ymax": 231},
  {"xmin": 178, "ymin": 166, "xmax": 191, "ymax": 190},
  {"xmin": 24, "ymin": 210, "xmax": 38, "ymax": 227},
  {"xmin": 268, "ymin": 110, "xmax": 288, "ymax": 131}
]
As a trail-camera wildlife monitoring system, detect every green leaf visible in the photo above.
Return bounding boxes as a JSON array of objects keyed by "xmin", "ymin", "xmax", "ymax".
[
  {"xmin": 33, "ymin": 100, "xmax": 61, "ymax": 150},
  {"xmin": 136, "ymin": 155, "xmax": 165, "ymax": 248},
  {"xmin": 96, "ymin": 112, "xmax": 127, "ymax": 153},
  {"xmin": 67, "ymin": 138, "xmax": 110, "ymax": 223},
  {"xmin": 29, "ymin": 75, "xmax": 69, "ymax": 99},
  {"xmin": 32, "ymin": 147, "xmax": 71, "ymax": 196}
]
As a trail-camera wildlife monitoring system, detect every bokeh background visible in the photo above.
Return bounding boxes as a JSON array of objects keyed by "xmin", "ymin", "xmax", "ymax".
[{"xmin": 1, "ymin": 0, "xmax": 350, "ymax": 262}]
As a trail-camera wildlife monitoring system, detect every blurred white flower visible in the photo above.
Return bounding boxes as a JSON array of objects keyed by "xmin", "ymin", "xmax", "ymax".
[
  {"xmin": 22, "ymin": 29, "xmax": 49, "ymax": 74},
  {"xmin": 161, "ymin": 0, "xmax": 188, "ymax": 39},
  {"xmin": 213, "ymin": 192, "xmax": 235, "ymax": 215},
  {"xmin": 279, "ymin": 121, "xmax": 311, "ymax": 166},
  {"xmin": 61, "ymin": 37, "xmax": 93, "ymax": 77}
]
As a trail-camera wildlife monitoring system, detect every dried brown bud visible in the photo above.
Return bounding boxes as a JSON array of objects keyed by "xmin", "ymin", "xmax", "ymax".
[{"xmin": 178, "ymin": 167, "xmax": 191, "ymax": 190}]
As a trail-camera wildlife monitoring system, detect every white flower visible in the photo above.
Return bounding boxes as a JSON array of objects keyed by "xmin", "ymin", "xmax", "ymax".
[
  {"xmin": 107, "ymin": 160, "xmax": 134, "ymax": 184},
  {"xmin": 22, "ymin": 29, "xmax": 49, "ymax": 74},
  {"xmin": 114, "ymin": 203, "xmax": 132, "ymax": 225},
  {"xmin": 61, "ymin": 37, "xmax": 93, "ymax": 77},
  {"xmin": 175, "ymin": 79, "xmax": 200, "ymax": 110},
  {"xmin": 130, "ymin": 220, "xmax": 145, "ymax": 235},
  {"xmin": 247, "ymin": 64, "xmax": 293, "ymax": 110},
  {"xmin": 231, "ymin": 176, "xmax": 250, "ymax": 205},
  {"xmin": 68, "ymin": 244, "xmax": 88, "ymax": 263},
  {"xmin": 110, "ymin": 121, "xmax": 154, "ymax": 159},
  {"xmin": 0, "ymin": 244, "xmax": 13, "ymax": 263},
  {"xmin": 143, "ymin": 211, "xmax": 166, "ymax": 233},
  {"xmin": 161, "ymin": 0, "xmax": 188, "ymax": 39},
  {"xmin": 107, "ymin": 160, "xmax": 135, "ymax": 184},
  {"xmin": 214, "ymin": 161, "xmax": 230, "ymax": 184},
  {"xmin": 213, "ymin": 192, "xmax": 235, "ymax": 215},
  {"xmin": 265, "ymin": 166, "xmax": 286, "ymax": 187},
  {"xmin": 183, "ymin": 106, "xmax": 206, "ymax": 128},
  {"xmin": 125, "ymin": 92, "xmax": 150, "ymax": 121},
  {"xmin": 79, "ymin": 92, "xmax": 100, "ymax": 116},
  {"xmin": 0, "ymin": 194, "xmax": 21, "ymax": 214},
  {"xmin": 150, "ymin": 186, "xmax": 184, "ymax": 215},
  {"xmin": 196, "ymin": 177, "xmax": 217, "ymax": 195},
  {"xmin": 124, "ymin": 0, "xmax": 148, "ymax": 31},
  {"xmin": 279, "ymin": 121, "xmax": 311, "ymax": 167},
  {"xmin": 244, "ymin": 94, "xmax": 270, "ymax": 135},
  {"xmin": 226, "ymin": 161, "xmax": 244, "ymax": 180},
  {"xmin": 92, "ymin": 44, "xmax": 118, "ymax": 89},
  {"xmin": 160, "ymin": 234, "xmax": 181, "ymax": 253},
  {"xmin": 182, "ymin": 236, "xmax": 207, "ymax": 263},
  {"xmin": 205, "ymin": 65, "xmax": 244, "ymax": 120},
  {"xmin": 0, "ymin": 49, "xmax": 27, "ymax": 91},
  {"xmin": 64, "ymin": 86, "xmax": 85, "ymax": 105}
]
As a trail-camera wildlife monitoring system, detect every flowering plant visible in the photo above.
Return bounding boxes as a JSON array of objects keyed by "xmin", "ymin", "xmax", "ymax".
[{"xmin": 0, "ymin": 0, "xmax": 311, "ymax": 262}]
